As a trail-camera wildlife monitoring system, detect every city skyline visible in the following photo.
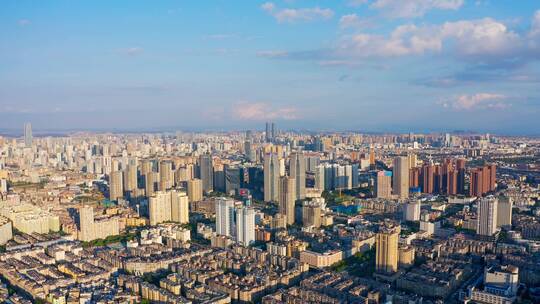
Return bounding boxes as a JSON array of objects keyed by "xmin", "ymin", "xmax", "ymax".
[{"xmin": 1, "ymin": 1, "xmax": 540, "ymax": 134}]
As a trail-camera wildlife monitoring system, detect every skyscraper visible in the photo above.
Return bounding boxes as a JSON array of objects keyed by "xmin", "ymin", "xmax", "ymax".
[
  {"xmin": 264, "ymin": 153, "xmax": 280, "ymax": 202},
  {"xmin": 215, "ymin": 198, "xmax": 235, "ymax": 237},
  {"xmin": 199, "ymin": 154, "xmax": 214, "ymax": 193},
  {"xmin": 235, "ymin": 206, "xmax": 255, "ymax": 246},
  {"xmin": 375, "ymin": 223, "xmax": 400, "ymax": 274},
  {"xmin": 289, "ymin": 152, "xmax": 306, "ymax": 200},
  {"xmin": 265, "ymin": 122, "xmax": 272, "ymax": 142},
  {"xmin": 393, "ymin": 156, "xmax": 409, "ymax": 199},
  {"xmin": 477, "ymin": 197, "xmax": 498, "ymax": 236},
  {"xmin": 23, "ymin": 122, "xmax": 32, "ymax": 148},
  {"xmin": 278, "ymin": 176, "xmax": 296, "ymax": 225},
  {"xmin": 145, "ymin": 171, "xmax": 157, "ymax": 197},
  {"xmin": 109, "ymin": 170, "xmax": 124, "ymax": 201}
]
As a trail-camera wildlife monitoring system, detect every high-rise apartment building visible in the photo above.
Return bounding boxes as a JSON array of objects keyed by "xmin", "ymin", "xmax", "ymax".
[
  {"xmin": 497, "ymin": 197, "xmax": 512, "ymax": 228},
  {"xmin": 109, "ymin": 170, "xmax": 124, "ymax": 201},
  {"xmin": 477, "ymin": 197, "xmax": 498, "ymax": 236},
  {"xmin": 236, "ymin": 206, "xmax": 255, "ymax": 246},
  {"xmin": 375, "ymin": 223, "xmax": 400, "ymax": 274},
  {"xmin": 393, "ymin": 156, "xmax": 409, "ymax": 199},
  {"xmin": 149, "ymin": 191, "xmax": 172, "ymax": 226},
  {"xmin": 456, "ymin": 158, "xmax": 466, "ymax": 194},
  {"xmin": 264, "ymin": 153, "xmax": 280, "ymax": 202},
  {"xmin": 187, "ymin": 179, "xmax": 203, "ymax": 202},
  {"xmin": 302, "ymin": 201, "xmax": 322, "ymax": 228},
  {"xmin": 145, "ymin": 171, "xmax": 157, "ymax": 197},
  {"xmin": 216, "ymin": 198, "xmax": 235, "ymax": 237},
  {"xmin": 159, "ymin": 160, "xmax": 173, "ymax": 191},
  {"xmin": 171, "ymin": 191, "xmax": 189, "ymax": 224},
  {"xmin": 199, "ymin": 154, "xmax": 214, "ymax": 193},
  {"xmin": 123, "ymin": 164, "xmax": 138, "ymax": 192},
  {"xmin": 278, "ymin": 176, "xmax": 296, "ymax": 225},
  {"xmin": 289, "ymin": 152, "xmax": 306, "ymax": 200},
  {"xmin": 376, "ymin": 171, "xmax": 392, "ymax": 199},
  {"xmin": 403, "ymin": 201, "xmax": 421, "ymax": 221},
  {"xmin": 77, "ymin": 206, "xmax": 120, "ymax": 242}
]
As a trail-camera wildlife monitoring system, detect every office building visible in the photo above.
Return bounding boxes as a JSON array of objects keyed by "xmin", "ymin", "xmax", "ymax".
[
  {"xmin": 289, "ymin": 152, "xmax": 306, "ymax": 200},
  {"xmin": 393, "ymin": 156, "xmax": 409, "ymax": 199},
  {"xmin": 264, "ymin": 153, "xmax": 280, "ymax": 202},
  {"xmin": 279, "ymin": 176, "xmax": 296, "ymax": 225}
]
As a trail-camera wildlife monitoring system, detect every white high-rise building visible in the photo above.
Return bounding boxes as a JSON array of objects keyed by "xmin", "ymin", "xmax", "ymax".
[
  {"xmin": 264, "ymin": 153, "xmax": 280, "ymax": 202},
  {"xmin": 290, "ymin": 152, "xmax": 306, "ymax": 200},
  {"xmin": 314, "ymin": 165, "xmax": 325, "ymax": 191},
  {"xmin": 215, "ymin": 198, "xmax": 235, "ymax": 237},
  {"xmin": 393, "ymin": 156, "xmax": 409, "ymax": 199},
  {"xmin": 236, "ymin": 207, "xmax": 255, "ymax": 246},
  {"xmin": 403, "ymin": 201, "xmax": 421, "ymax": 221},
  {"xmin": 24, "ymin": 122, "xmax": 32, "ymax": 148},
  {"xmin": 477, "ymin": 197, "xmax": 498, "ymax": 236},
  {"xmin": 171, "ymin": 191, "xmax": 189, "ymax": 224},
  {"xmin": 149, "ymin": 191, "xmax": 172, "ymax": 226}
]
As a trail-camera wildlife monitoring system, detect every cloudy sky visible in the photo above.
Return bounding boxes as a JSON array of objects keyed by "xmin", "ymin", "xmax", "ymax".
[{"xmin": 1, "ymin": 0, "xmax": 539, "ymax": 134}]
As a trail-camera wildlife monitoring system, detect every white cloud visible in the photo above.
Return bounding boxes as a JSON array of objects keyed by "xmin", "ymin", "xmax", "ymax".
[
  {"xmin": 256, "ymin": 50, "xmax": 289, "ymax": 58},
  {"xmin": 261, "ymin": 2, "xmax": 334, "ymax": 23},
  {"xmin": 339, "ymin": 14, "xmax": 369, "ymax": 30},
  {"xmin": 530, "ymin": 10, "xmax": 540, "ymax": 37},
  {"xmin": 348, "ymin": 0, "xmax": 369, "ymax": 7},
  {"xmin": 233, "ymin": 102, "xmax": 299, "ymax": 120},
  {"xmin": 370, "ymin": 0, "xmax": 464, "ymax": 18},
  {"xmin": 443, "ymin": 93, "xmax": 509, "ymax": 110},
  {"xmin": 339, "ymin": 18, "xmax": 520, "ymax": 58}
]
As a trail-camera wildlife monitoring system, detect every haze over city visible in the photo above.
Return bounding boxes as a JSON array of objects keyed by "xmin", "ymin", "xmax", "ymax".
[{"xmin": 1, "ymin": 1, "xmax": 540, "ymax": 134}]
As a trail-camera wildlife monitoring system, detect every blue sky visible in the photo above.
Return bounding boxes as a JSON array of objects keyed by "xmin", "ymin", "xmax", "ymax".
[{"xmin": 1, "ymin": 0, "xmax": 539, "ymax": 134}]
